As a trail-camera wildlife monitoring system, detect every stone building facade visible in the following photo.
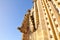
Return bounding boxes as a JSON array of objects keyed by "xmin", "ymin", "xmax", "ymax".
[{"xmin": 18, "ymin": 0, "xmax": 60, "ymax": 40}]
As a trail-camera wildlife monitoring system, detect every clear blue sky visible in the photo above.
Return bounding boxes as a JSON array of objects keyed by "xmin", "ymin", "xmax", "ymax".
[{"xmin": 0, "ymin": 0, "xmax": 32, "ymax": 40}]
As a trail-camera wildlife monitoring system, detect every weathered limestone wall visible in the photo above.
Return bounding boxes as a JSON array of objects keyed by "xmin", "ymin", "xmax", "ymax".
[{"xmin": 18, "ymin": 0, "xmax": 60, "ymax": 40}]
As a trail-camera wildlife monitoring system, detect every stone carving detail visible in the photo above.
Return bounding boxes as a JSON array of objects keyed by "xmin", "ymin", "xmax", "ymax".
[{"xmin": 18, "ymin": 0, "xmax": 60, "ymax": 40}]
